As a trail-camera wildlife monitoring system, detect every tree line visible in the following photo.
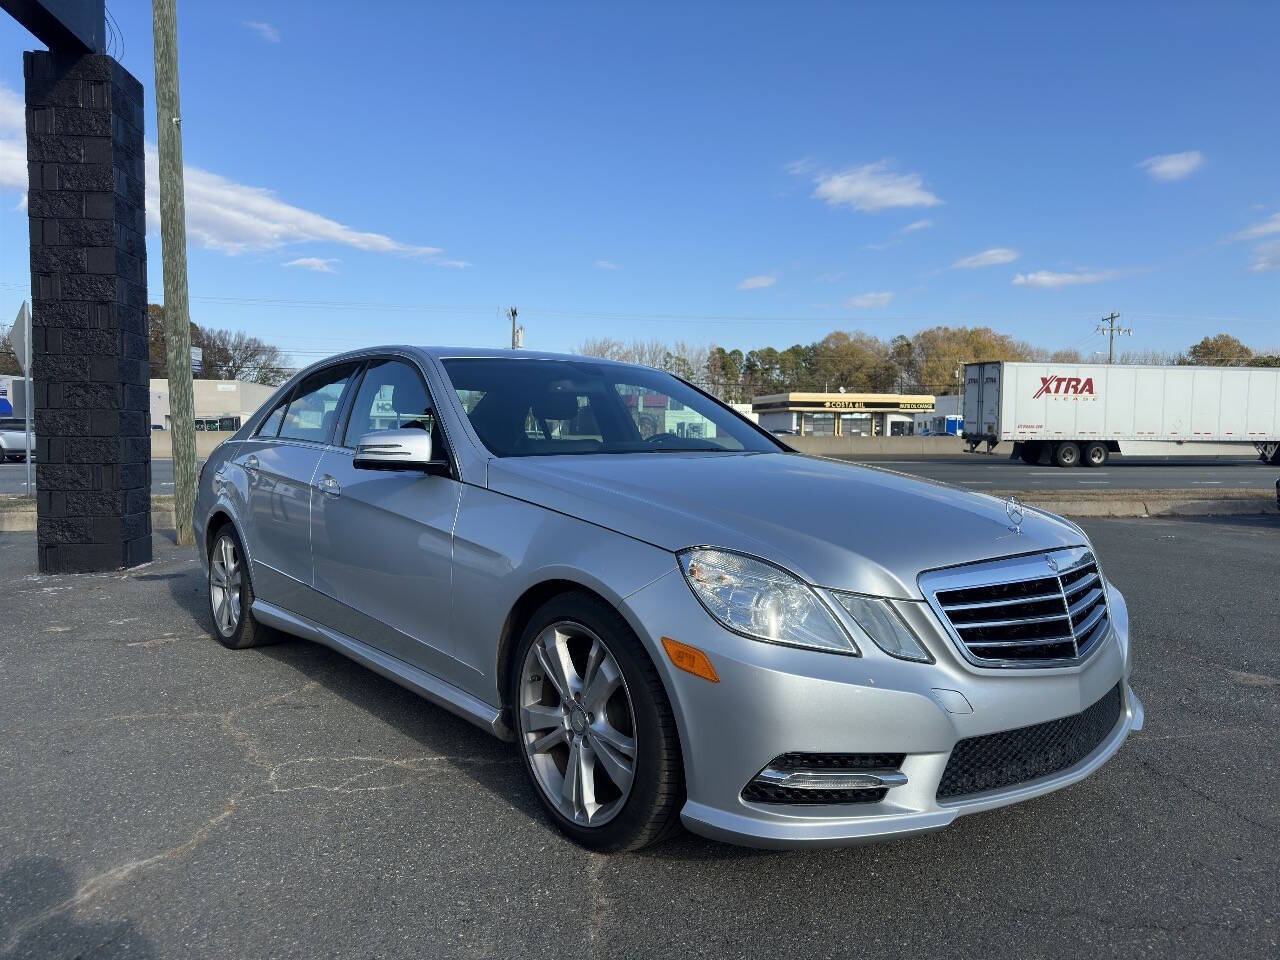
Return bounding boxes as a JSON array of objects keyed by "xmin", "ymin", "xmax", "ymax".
[
  {"xmin": 581, "ymin": 328, "xmax": 1280, "ymax": 402},
  {"xmin": 145, "ymin": 304, "xmax": 291, "ymax": 385}
]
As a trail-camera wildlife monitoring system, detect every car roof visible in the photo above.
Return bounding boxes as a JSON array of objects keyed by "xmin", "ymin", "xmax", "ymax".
[{"xmin": 419, "ymin": 346, "xmax": 633, "ymax": 365}]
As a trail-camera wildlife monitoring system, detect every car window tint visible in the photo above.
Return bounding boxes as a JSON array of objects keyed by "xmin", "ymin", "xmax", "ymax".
[
  {"xmin": 257, "ymin": 396, "xmax": 288, "ymax": 437},
  {"xmin": 442, "ymin": 358, "xmax": 780, "ymax": 457},
  {"xmin": 278, "ymin": 363, "xmax": 357, "ymax": 443},
  {"xmin": 342, "ymin": 359, "xmax": 437, "ymax": 448}
]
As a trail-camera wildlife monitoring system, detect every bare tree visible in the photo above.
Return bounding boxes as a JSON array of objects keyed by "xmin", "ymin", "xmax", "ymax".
[
  {"xmin": 198, "ymin": 328, "xmax": 291, "ymax": 385},
  {"xmin": 0, "ymin": 323, "xmax": 22, "ymax": 376}
]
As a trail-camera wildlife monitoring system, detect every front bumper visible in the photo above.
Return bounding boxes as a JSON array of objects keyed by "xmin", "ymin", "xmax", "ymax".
[{"xmin": 621, "ymin": 569, "xmax": 1141, "ymax": 849}]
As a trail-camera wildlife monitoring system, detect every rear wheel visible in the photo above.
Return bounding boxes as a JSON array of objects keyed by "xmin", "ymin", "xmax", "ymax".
[
  {"xmin": 1054, "ymin": 442, "xmax": 1081, "ymax": 468},
  {"xmin": 1082, "ymin": 442, "xmax": 1109, "ymax": 467},
  {"xmin": 208, "ymin": 525, "xmax": 269, "ymax": 649},
  {"xmin": 512, "ymin": 593, "xmax": 684, "ymax": 852}
]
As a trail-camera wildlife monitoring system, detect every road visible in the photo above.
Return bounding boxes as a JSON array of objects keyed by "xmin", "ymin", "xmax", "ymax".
[
  {"xmin": 1, "ymin": 454, "xmax": 1276, "ymax": 496},
  {"xmin": 816, "ymin": 454, "xmax": 1278, "ymax": 491},
  {"xmin": 1, "ymin": 515, "xmax": 1276, "ymax": 959}
]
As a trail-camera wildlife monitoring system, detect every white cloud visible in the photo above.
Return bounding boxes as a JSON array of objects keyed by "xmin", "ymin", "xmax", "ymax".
[
  {"xmin": 815, "ymin": 271, "xmax": 844, "ymax": 283},
  {"xmin": 594, "ymin": 259, "xmax": 619, "ymax": 271},
  {"xmin": 0, "ymin": 83, "xmax": 25, "ymax": 191},
  {"xmin": 142, "ymin": 144, "xmax": 463, "ymax": 264},
  {"xmin": 284, "ymin": 257, "xmax": 339, "ymax": 273},
  {"xmin": 845, "ymin": 291, "xmax": 893, "ymax": 309},
  {"xmin": 1236, "ymin": 211, "xmax": 1280, "ymax": 242},
  {"xmin": 901, "ymin": 218, "xmax": 933, "ymax": 234},
  {"xmin": 1139, "ymin": 150, "xmax": 1203, "ymax": 182},
  {"xmin": 243, "ymin": 20, "xmax": 281, "ymax": 43},
  {"xmin": 806, "ymin": 161, "xmax": 942, "ymax": 213},
  {"xmin": 1012, "ymin": 269, "xmax": 1116, "ymax": 288},
  {"xmin": 953, "ymin": 247, "xmax": 1020, "ymax": 269},
  {"xmin": 737, "ymin": 274, "xmax": 777, "ymax": 291},
  {"xmin": 1249, "ymin": 241, "xmax": 1280, "ymax": 273}
]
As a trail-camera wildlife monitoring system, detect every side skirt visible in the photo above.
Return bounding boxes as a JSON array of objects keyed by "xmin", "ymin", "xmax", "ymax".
[{"xmin": 251, "ymin": 599, "xmax": 514, "ymax": 741}]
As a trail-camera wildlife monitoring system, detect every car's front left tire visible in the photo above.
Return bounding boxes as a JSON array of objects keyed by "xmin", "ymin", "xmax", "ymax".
[
  {"xmin": 207, "ymin": 525, "xmax": 270, "ymax": 649},
  {"xmin": 511, "ymin": 592, "xmax": 685, "ymax": 852}
]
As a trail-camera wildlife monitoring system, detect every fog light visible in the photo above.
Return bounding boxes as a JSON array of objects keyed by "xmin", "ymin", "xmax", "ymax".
[{"xmin": 742, "ymin": 752, "xmax": 907, "ymax": 805}]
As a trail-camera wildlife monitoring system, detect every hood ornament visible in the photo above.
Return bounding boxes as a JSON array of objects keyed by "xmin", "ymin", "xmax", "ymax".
[{"xmin": 1005, "ymin": 496, "xmax": 1024, "ymax": 534}]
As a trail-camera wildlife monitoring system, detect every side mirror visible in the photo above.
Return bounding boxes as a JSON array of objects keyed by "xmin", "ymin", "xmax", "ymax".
[{"xmin": 353, "ymin": 428, "xmax": 447, "ymax": 473}]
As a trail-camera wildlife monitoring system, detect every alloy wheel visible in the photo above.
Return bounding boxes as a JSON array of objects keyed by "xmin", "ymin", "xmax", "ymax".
[
  {"xmin": 209, "ymin": 535, "xmax": 243, "ymax": 637},
  {"xmin": 518, "ymin": 621, "xmax": 637, "ymax": 826}
]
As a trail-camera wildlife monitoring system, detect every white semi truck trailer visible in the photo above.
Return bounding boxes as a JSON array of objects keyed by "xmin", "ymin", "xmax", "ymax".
[{"xmin": 963, "ymin": 361, "xmax": 1280, "ymax": 467}]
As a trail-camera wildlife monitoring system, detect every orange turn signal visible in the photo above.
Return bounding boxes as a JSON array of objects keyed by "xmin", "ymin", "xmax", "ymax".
[{"xmin": 661, "ymin": 637, "xmax": 720, "ymax": 684}]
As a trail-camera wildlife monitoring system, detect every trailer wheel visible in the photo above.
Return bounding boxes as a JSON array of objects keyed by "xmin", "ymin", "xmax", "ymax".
[
  {"xmin": 1019, "ymin": 442, "xmax": 1042, "ymax": 465},
  {"xmin": 1054, "ymin": 442, "xmax": 1080, "ymax": 468},
  {"xmin": 1082, "ymin": 442, "xmax": 1109, "ymax": 467}
]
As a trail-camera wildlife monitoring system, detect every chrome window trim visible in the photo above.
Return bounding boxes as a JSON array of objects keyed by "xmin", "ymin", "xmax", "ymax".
[{"xmin": 919, "ymin": 546, "xmax": 1112, "ymax": 670}]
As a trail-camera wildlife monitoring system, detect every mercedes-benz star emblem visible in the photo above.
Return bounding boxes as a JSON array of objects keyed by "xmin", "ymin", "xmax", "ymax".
[{"xmin": 1005, "ymin": 496, "xmax": 1024, "ymax": 534}]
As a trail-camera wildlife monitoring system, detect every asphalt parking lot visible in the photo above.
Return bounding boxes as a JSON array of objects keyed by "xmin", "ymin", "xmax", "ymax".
[{"xmin": 2, "ymin": 516, "xmax": 1277, "ymax": 959}]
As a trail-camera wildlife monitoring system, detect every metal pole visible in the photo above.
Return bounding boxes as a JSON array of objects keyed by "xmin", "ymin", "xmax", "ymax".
[
  {"xmin": 152, "ymin": 0, "xmax": 198, "ymax": 545},
  {"xmin": 22, "ymin": 301, "xmax": 32, "ymax": 496}
]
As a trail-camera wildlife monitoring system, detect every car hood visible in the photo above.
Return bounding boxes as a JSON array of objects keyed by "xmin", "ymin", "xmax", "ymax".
[{"xmin": 485, "ymin": 452, "xmax": 1086, "ymax": 599}]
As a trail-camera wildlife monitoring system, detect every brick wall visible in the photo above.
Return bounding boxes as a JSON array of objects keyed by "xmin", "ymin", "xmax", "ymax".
[{"xmin": 24, "ymin": 52, "xmax": 151, "ymax": 572}]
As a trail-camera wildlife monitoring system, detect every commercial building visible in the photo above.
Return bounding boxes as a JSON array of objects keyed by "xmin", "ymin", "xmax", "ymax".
[
  {"xmin": 752, "ymin": 392, "xmax": 935, "ymax": 437},
  {"xmin": 913, "ymin": 393, "xmax": 963, "ymax": 436},
  {"xmin": 150, "ymin": 378, "xmax": 277, "ymax": 431}
]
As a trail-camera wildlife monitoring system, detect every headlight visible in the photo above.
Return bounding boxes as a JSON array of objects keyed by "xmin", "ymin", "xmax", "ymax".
[
  {"xmin": 678, "ymin": 549, "xmax": 857, "ymax": 655},
  {"xmin": 832, "ymin": 593, "xmax": 932, "ymax": 663}
]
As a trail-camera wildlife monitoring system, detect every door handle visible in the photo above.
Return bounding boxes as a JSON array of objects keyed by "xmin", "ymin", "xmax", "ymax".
[
  {"xmin": 243, "ymin": 454, "xmax": 259, "ymax": 473},
  {"xmin": 318, "ymin": 474, "xmax": 341, "ymax": 498}
]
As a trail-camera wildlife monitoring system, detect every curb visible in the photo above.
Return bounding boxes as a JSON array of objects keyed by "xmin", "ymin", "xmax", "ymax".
[{"xmin": 0, "ymin": 493, "xmax": 1276, "ymax": 532}]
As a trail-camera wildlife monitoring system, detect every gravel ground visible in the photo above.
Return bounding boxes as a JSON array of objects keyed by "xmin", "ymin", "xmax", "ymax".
[{"xmin": 1, "ymin": 516, "xmax": 1277, "ymax": 959}]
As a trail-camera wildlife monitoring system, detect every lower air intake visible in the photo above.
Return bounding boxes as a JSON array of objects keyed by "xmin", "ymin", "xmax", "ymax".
[{"xmin": 937, "ymin": 683, "xmax": 1123, "ymax": 800}]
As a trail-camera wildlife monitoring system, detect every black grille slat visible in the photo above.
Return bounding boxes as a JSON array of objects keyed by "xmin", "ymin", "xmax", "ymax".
[
  {"xmin": 937, "ymin": 684, "xmax": 1123, "ymax": 800},
  {"xmin": 947, "ymin": 597, "xmax": 1070, "ymax": 624},
  {"xmin": 935, "ymin": 576, "xmax": 1061, "ymax": 607},
  {"xmin": 932, "ymin": 553, "xmax": 1110, "ymax": 666}
]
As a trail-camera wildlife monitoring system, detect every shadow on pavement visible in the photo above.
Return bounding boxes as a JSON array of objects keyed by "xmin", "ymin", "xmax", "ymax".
[{"xmin": 0, "ymin": 857, "xmax": 157, "ymax": 960}]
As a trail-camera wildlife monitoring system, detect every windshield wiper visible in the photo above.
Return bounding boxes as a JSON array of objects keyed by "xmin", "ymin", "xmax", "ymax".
[{"xmin": 644, "ymin": 446, "xmax": 731, "ymax": 453}]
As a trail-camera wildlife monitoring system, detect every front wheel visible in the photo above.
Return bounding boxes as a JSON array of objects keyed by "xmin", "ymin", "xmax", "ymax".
[
  {"xmin": 207, "ymin": 525, "xmax": 270, "ymax": 649},
  {"xmin": 1054, "ymin": 442, "xmax": 1081, "ymax": 468},
  {"xmin": 512, "ymin": 593, "xmax": 684, "ymax": 852}
]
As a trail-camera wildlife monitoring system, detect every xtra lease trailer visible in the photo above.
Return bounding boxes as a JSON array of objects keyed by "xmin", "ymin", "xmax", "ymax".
[{"xmin": 963, "ymin": 361, "xmax": 1280, "ymax": 467}]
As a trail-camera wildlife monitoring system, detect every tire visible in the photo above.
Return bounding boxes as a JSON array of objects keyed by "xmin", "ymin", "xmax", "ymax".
[
  {"xmin": 1054, "ymin": 442, "xmax": 1081, "ymax": 468},
  {"xmin": 1082, "ymin": 442, "xmax": 1109, "ymax": 467},
  {"xmin": 1018, "ymin": 442, "xmax": 1041, "ymax": 465},
  {"xmin": 511, "ymin": 592, "xmax": 684, "ymax": 852},
  {"xmin": 207, "ymin": 524, "xmax": 269, "ymax": 649}
]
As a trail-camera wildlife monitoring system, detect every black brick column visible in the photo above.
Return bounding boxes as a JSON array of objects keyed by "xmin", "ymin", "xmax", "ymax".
[{"xmin": 24, "ymin": 51, "xmax": 151, "ymax": 573}]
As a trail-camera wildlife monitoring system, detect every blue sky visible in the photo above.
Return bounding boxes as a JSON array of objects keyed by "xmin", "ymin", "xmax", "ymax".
[{"xmin": 1, "ymin": 1, "xmax": 1277, "ymax": 365}]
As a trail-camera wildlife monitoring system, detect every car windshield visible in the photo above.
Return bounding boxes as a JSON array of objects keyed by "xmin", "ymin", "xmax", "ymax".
[{"xmin": 441, "ymin": 357, "xmax": 782, "ymax": 457}]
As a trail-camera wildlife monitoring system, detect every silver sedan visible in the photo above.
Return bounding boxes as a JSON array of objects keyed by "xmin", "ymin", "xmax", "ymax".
[{"xmin": 195, "ymin": 347, "xmax": 1142, "ymax": 851}]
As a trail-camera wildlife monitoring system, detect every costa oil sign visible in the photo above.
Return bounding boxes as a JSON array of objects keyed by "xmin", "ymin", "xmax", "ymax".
[{"xmin": 1033, "ymin": 375, "xmax": 1096, "ymax": 399}]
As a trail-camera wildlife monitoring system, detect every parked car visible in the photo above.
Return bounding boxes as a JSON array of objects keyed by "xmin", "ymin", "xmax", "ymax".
[
  {"xmin": 0, "ymin": 417, "xmax": 34, "ymax": 462},
  {"xmin": 194, "ymin": 348, "xmax": 1142, "ymax": 851}
]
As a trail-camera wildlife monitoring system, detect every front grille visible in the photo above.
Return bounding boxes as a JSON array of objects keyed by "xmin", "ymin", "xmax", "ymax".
[
  {"xmin": 742, "ymin": 752, "xmax": 905, "ymax": 805},
  {"xmin": 936, "ymin": 683, "xmax": 1123, "ymax": 800},
  {"xmin": 929, "ymin": 549, "xmax": 1110, "ymax": 665}
]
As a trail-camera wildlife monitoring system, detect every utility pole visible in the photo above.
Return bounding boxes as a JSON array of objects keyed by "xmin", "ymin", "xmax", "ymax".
[
  {"xmin": 153, "ymin": 0, "xmax": 197, "ymax": 545},
  {"xmin": 508, "ymin": 307, "xmax": 523, "ymax": 349},
  {"xmin": 1096, "ymin": 312, "xmax": 1132, "ymax": 364}
]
